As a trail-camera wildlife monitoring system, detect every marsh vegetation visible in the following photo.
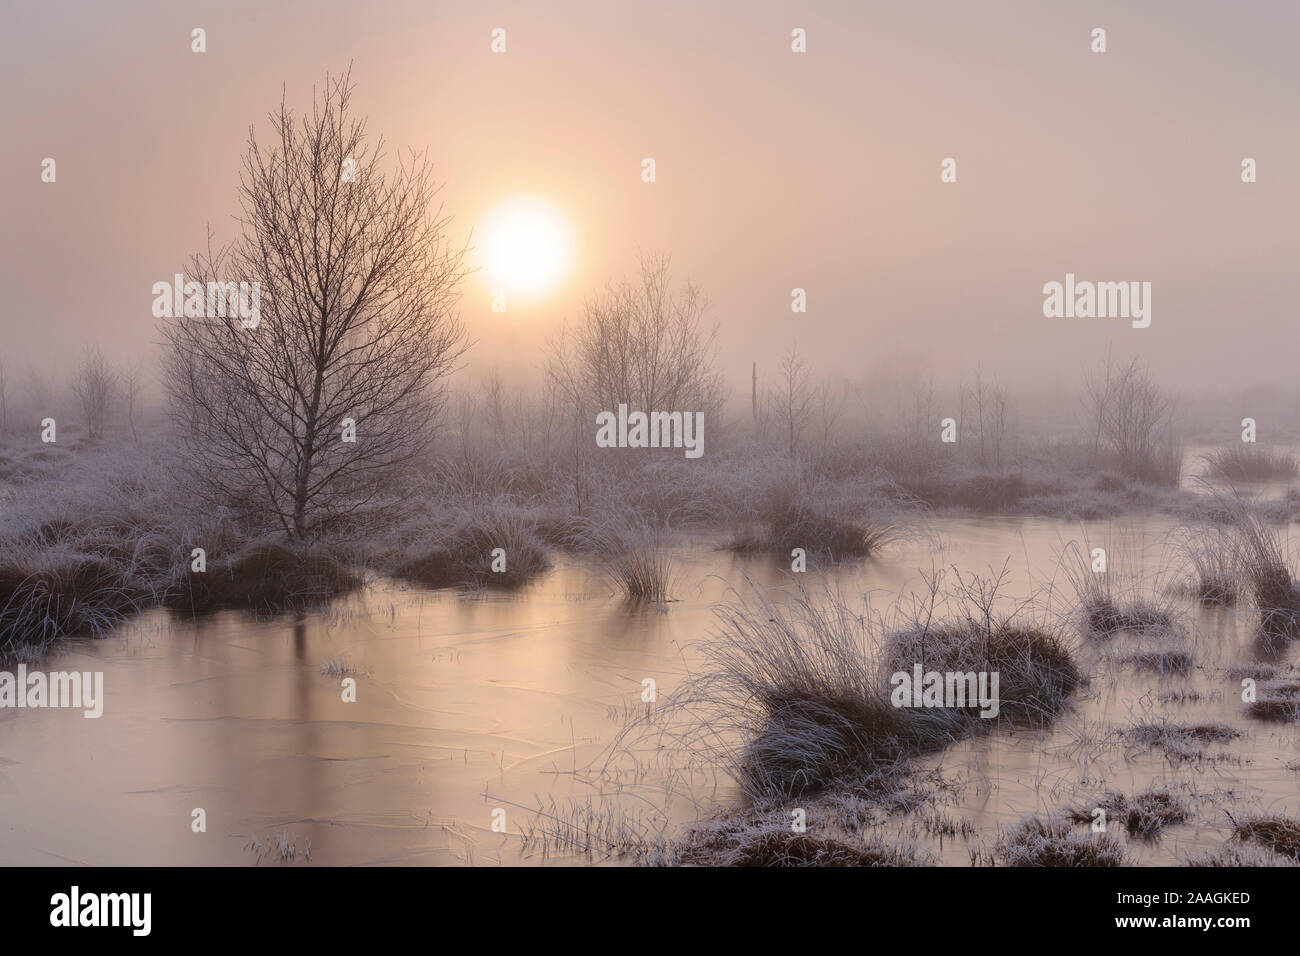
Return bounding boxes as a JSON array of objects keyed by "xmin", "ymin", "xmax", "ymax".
[{"xmin": 3, "ymin": 71, "xmax": 1299, "ymax": 869}]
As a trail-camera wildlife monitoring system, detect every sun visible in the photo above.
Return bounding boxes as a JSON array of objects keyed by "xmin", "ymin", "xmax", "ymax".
[{"xmin": 478, "ymin": 196, "xmax": 575, "ymax": 300}]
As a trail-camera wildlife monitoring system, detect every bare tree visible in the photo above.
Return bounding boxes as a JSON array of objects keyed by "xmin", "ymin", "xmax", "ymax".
[
  {"xmin": 902, "ymin": 378, "xmax": 936, "ymax": 444},
  {"xmin": 987, "ymin": 382, "xmax": 1009, "ymax": 471},
  {"xmin": 163, "ymin": 71, "xmax": 467, "ymax": 540},
  {"xmin": 122, "ymin": 359, "xmax": 144, "ymax": 443},
  {"xmin": 766, "ymin": 343, "xmax": 816, "ymax": 458},
  {"xmin": 25, "ymin": 365, "xmax": 50, "ymax": 420},
  {"xmin": 547, "ymin": 253, "xmax": 726, "ymax": 421},
  {"xmin": 1082, "ymin": 355, "xmax": 1179, "ymax": 482},
  {"xmin": 966, "ymin": 366, "xmax": 1010, "ymax": 470},
  {"xmin": 813, "ymin": 378, "xmax": 848, "ymax": 458},
  {"xmin": 71, "ymin": 346, "xmax": 118, "ymax": 441},
  {"xmin": 480, "ymin": 367, "xmax": 509, "ymax": 438},
  {"xmin": 0, "ymin": 360, "xmax": 7, "ymax": 433}
]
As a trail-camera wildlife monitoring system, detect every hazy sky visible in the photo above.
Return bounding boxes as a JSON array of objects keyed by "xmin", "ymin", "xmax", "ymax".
[{"xmin": 2, "ymin": 0, "xmax": 1297, "ymax": 398}]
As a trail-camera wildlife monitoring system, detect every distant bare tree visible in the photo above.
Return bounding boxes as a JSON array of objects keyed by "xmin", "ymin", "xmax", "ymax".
[
  {"xmin": 163, "ymin": 71, "xmax": 467, "ymax": 540},
  {"xmin": 25, "ymin": 365, "xmax": 50, "ymax": 419},
  {"xmin": 452, "ymin": 389, "xmax": 476, "ymax": 462},
  {"xmin": 902, "ymin": 378, "xmax": 936, "ymax": 444},
  {"xmin": 122, "ymin": 359, "xmax": 144, "ymax": 443},
  {"xmin": 481, "ymin": 368, "xmax": 509, "ymax": 438},
  {"xmin": 767, "ymin": 343, "xmax": 816, "ymax": 458},
  {"xmin": 547, "ymin": 253, "xmax": 726, "ymax": 422},
  {"xmin": 0, "ymin": 360, "xmax": 7, "ymax": 433},
  {"xmin": 1082, "ymin": 355, "xmax": 1179, "ymax": 482},
  {"xmin": 987, "ymin": 383, "xmax": 1009, "ymax": 470},
  {"xmin": 537, "ymin": 376, "xmax": 563, "ymax": 454},
  {"xmin": 71, "ymin": 346, "xmax": 118, "ymax": 441},
  {"xmin": 966, "ymin": 366, "xmax": 1010, "ymax": 470},
  {"xmin": 813, "ymin": 378, "xmax": 848, "ymax": 458}
]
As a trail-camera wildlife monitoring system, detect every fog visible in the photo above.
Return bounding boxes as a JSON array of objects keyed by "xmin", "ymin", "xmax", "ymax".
[
  {"xmin": 3, "ymin": 0, "xmax": 1298, "ymax": 402},
  {"xmin": 4, "ymin": 0, "xmax": 1300, "ymax": 882}
]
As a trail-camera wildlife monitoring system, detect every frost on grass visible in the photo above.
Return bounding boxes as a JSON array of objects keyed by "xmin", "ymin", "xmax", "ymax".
[
  {"xmin": 1118, "ymin": 647, "xmax": 1193, "ymax": 676},
  {"xmin": 577, "ymin": 519, "xmax": 675, "ymax": 604},
  {"xmin": 1059, "ymin": 540, "xmax": 1182, "ymax": 640},
  {"xmin": 1070, "ymin": 788, "xmax": 1189, "ymax": 839},
  {"xmin": 1202, "ymin": 445, "xmax": 1298, "ymax": 482},
  {"xmin": 1174, "ymin": 526, "xmax": 1239, "ymax": 606},
  {"xmin": 1240, "ymin": 675, "xmax": 1300, "ymax": 723},
  {"xmin": 1120, "ymin": 721, "xmax": 1242, "ymax": 765},
  {"xmin": 243, "ymin": 829, "xmax": 312, "ymax": 865},
  {"xmin": 1230, "ymin": 815, "xmax": 1300, "ymax": 861},
  {"xmin": 515, "ymin": 795, "xmax": 665, "ymax": 863},
  {"xmin": 661, "ymin": 805, "xmax": 936, "ymax": 867},
  {"xmin": 1085, "ymin": 599, "xmax": 1176, "ymax": 637},
  {"xmin": 613, "ymin": 567, "xmax": 1081, "ymax": 816},
  {"xmin": 653, "ymin": 569, "xmax": 1083, "ymax": 803},
  {"xmin": 600, "ymin": 568, "xmax": 1083, "ymax": 865},
  {"xmin": 168, "ymin": 543, "xmax": 360, "ymax": 615},
  {"xmin": 728, "ymin": 503, "xmax": 895, "ymax": 563},
  {"xmin": 318, "ymin": 656, "xmax": 361, "ymax": 678},
  {"xmin": 995, "ymin": 815, "xmax": 1127, "ymax": 867},
  {"xmin": 388, "ymin": 507, "xmax": 551, "ymax": 592},
  {"xmin": 1211, "ymin": 495, "xmax": 1300, "ymax": 642},
  {"xmin": 1184, "ymin": 844, "xmax": 1297, "ymax": 867},
  {"xmin": 681, "ymin": 827, "xmax": 932, "ymax": 867}
]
